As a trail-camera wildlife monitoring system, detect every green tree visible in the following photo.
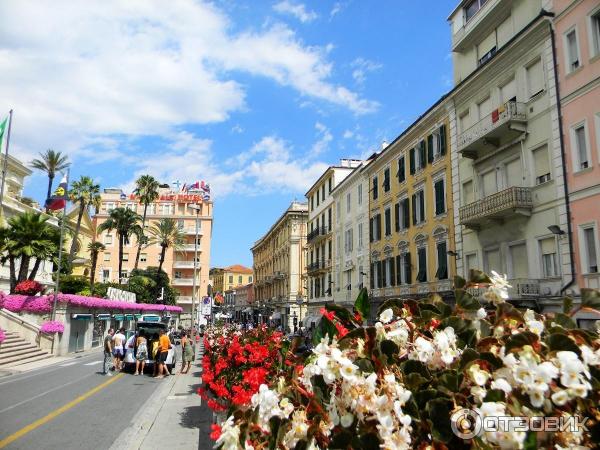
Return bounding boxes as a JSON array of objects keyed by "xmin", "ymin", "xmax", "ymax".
[
  {"xmin": 0, "ymin": 212, "xmax": 61, "ymax": 292},
  {"xmin": 97, "ymin": 207, "xmax": 142, "ymax": 284},
  {"xmin": 147, "ymin": 218, "xmax": 184, "ymax": 298},
  {"xmin": 133, "ymin": 175, "xmax": 160, "ymax": 271},
  {"xmin": 29, "ymin": 149, "xmax": 70, "ymax": 202},
  {"xmin": 87, "ymin": 241, "xmax": 105, "ymax": 289},
  {"xmin": 130, "ymin": 267, "xmax": 177, "ymax": 304},
  {"xmin": 67, "ymin": 176, "xmax": 101, "ymax": 267}
]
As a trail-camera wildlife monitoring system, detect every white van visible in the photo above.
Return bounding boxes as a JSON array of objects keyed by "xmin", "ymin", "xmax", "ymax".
[{"xmin": 123, "ymin": 321, "xmax": 176, "ymax": 374}]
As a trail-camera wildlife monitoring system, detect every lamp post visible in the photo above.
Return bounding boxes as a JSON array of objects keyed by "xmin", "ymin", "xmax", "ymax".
[{"xmin": 188, "ymin": 204, "xmax": 201, "ymax": 337}]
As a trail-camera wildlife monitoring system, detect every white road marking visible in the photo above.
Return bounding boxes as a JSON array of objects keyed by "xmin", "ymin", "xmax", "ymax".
[
  {"xmin": 83, "ymin": 361, "xmax": 102, "ymax": 366},
  {"xmin": 59, "ymin": 362, "xmax": 78, "ymax": 367}
]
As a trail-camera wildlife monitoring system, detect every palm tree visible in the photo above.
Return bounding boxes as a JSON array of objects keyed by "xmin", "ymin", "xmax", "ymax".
[
  {"xmin": 0, "ymin": 212, "xmax": 61, "ymax": 292},
  {"xmin": 68, "ymin": 176, "xmax": 101, "ymax": 267},
  {"xmin": 147, "ymin": 218, "xmax": 184, "ymax": 281},
  {"xmin": 30, "ymin": 149, "xmax": 70, "ymax": 202},
  {"xmin": 87, "ymin": 241, "xmax": 105, "ymax": 289},
  {"xmin": 133, "ymin": 175, "xmax": 160, "ymax": 270},
  {"xmin": 97, "ymin": 208, "xmax": 142, "ymax": 284}
]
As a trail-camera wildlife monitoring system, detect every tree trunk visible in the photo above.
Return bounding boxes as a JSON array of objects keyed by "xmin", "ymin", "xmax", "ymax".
[
  {"xmin": 9, "ymin": 256, "xmax": 17, "ymax": 293},
  {"xmin": 90, "ymin": 252, "xmax": 97, "ymax": 290},
  {"xmin": 17, "ymin": 255, "xmax": 30, "ymax": 283},
  {"xmin": 155, "ymin": 244, "xmax": 167, "ymax": 302},
  {"xmin": 28, "ymin": 259, "xmax": 42, "ymax": 281},
  {"xmin": 134, "ymin": 203, "xmax": 148, "ymax": 270},
  {"xmin": 68, "ymin": 199, "xmax": 85, "ymax": 267},
  {"xmin": 46, "ymin": 174, "xmax": 54, "ymax": 201},
  {"xmin": 118, "ymin": 233, "xmax": 124, "ymax": 284}
]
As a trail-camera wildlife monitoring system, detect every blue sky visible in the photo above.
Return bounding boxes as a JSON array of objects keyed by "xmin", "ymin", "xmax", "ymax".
[{"xmin": 3, "ymin": 0, "xmax": 456, "ymax": 268}]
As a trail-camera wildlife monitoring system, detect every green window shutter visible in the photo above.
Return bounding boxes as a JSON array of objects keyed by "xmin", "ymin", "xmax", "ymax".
[
  {"xmin": 411, "ymin": 194, "xmax": 417, "ymax": 225},
  {"xmin": 403, "ymin": 199, "xmax": 410, "ymax": 229},
  {"xmin": 417, "ymin": 247, "xmax": 427, "ymax": 282},
  {"xmin": 370, "ymin": 263, "xmax": 375, "ymax": 289},
  {"xmin": 394, "ymin": 203, "xmax": 400, "ymax": 232},
  {"xmin": 427, "ymin": 134, "xmax": 434, "ymax": 163},
  {"xmin": 398, "ymin": 157, "xmax": 405, "ymax": 183},
  {"xmin": 419, "ymin": 191, "xmax": 425, "ymax": 222},
  {"xmin": 376, "ymin": 214, "xmax": 382, "ymax": 241},
  {"xmin": 378, "ymin": 261, "xmax": 384, "ymax": 288},
  {"xmin": 405, "ymin": 252, "xmax": 411, "ymax": 284},
  {"xmin": 396, "ymin": 255, "xmax": 402, "ymax": 285},
  {"xmin": 434, "ymin": 180, "xmax": 444, "ymax": 215},
  {"xmin": 369, "ymin": 217, "xmax": 374, "ymax": 242},
  {"xmin": 409, "ymin": 148, "xmax": 415, "ymax": 174},
  {"xmin": 389, "ymin": 257, "xmax": 396, "ymax": 286},
  {"xmin": 436, "ymin": 241, "xmax": 448, "ymax": 280},
  {"xmin": 419, "ymin": 140, "xmax": 427, "ymax": 168},
  {"xmin": 439, "ymin": 124, "xmax": 447, "ymax": 155}
]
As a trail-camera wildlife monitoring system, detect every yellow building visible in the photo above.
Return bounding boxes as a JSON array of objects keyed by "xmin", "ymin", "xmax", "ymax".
[
  {"xmin": 210, "ymin": 265, "xmax": 253, "ymax": 295},
  {"xmin": 363, "ymin": 100, "xmax": 456, "ymax": 312},
  {"xmin": 65, "ymin": 207, "xmax": 95, "ymax": 278}
]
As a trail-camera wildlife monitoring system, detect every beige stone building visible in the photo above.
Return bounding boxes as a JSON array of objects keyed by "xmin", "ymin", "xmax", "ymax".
[
  {"xmin": 210, "ymin": 265, "xmax": 253, "ymax": 295},
  {"xmin": 252, "ymin": 201, "xmax": 308, "ymax": 330},
  {"xmin": 93, "ymin": 186, "xmax": 213, "ymax": 320}
]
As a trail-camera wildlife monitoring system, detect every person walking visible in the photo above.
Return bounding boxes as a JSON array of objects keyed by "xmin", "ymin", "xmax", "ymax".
[
  {"xmin": 134, "ymin": 330, "xmax": 148, "ymax": 375},
  {"xmin": 154, "ymin": 328, "xmax": 170, "ymax": 379},
  {"xmin": 179, "ymin": 332, "xmax": 195, "ymax": 374},
  {"xmin": 103, "ymin": 328, "xmax": 115, "ymax": 376},
  {"xmin": 112, "ymin": 327, "xmax": 126, "ymax": 371}
]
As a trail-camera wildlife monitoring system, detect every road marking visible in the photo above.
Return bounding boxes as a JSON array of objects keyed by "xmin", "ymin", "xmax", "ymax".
[
  {"xmin": 59, "ymin": 362, "xmax": 78, "ymax": 367},
  {"xmin": 0, "ymin": 373, "xmax": 124, "ymax": 449},
  {"xmin": 83, "ymin": 361, "xmax": 102, "ymax": 366}
]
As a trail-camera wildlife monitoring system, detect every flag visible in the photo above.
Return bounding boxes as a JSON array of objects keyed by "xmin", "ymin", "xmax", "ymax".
[
  {"xmin": 200, "ymin": 181, "xmax": 210, "ymax": 193},
  {"xmin": 188, "ymin": 181, "xmax": 200, "ymax": 191},
  {"xmin": 45, "ymin": 175, "xmax": 68, "ymax": 210},
  {"xmin": 180, "ymin": 183, "xmax": 187, "ymax": 192},
  {"xmin": 0, "ymin": 116, "xmax": 7, "ymax": 148}
]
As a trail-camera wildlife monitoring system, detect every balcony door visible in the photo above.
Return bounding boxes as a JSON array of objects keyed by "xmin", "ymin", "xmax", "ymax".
[
  {"xmin": 484, "ymin": 248, "xmax": 502, "ymax": 274},
  {"xmin": 481, "ymin": 169, "xmax": 498, "ymax": 197},
  {"xmin": 509, "ymin": 242, "xmax": 528, "ymax": 279},
  {"xmin": 504, "ymin": 157, "xmax": 522, "ymax": 189}
]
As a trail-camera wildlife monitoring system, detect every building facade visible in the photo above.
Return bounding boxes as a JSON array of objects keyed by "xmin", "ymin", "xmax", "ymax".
[
  {"xmin": 331, "ymin": 157, "xmax": 374, "ymax": 308},
  {"xmin": 93, "ymin": 186, "xmax": 213, "ymax": 318},
  {"xmin": 210, "ymin": 265, "xmax": 253, "ymax": 295},
  {"xmin": 233, "ymin": 283, "xmax": 255, "ymax": 322},
  {"xmin": 553, "ymin": 0, "xmax": 600, "ymax": 290},
  {"xmin": 252, "ymin": 201, "xmax": 308, "ymax": 330},
  {"xmin": 365, "ymin": 104, "xmax": 456, "ymax": 314},
  {"xmin": 65, "ymin": 207, "xmax": 95, "ymax": 278}
]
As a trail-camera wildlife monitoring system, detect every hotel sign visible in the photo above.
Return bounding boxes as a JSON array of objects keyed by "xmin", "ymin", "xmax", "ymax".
[{"xmin": 128, "ymin": 194, "xmax": 206, "ymax": 203}]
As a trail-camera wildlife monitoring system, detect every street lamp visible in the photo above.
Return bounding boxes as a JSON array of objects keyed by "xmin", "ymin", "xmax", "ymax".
[{"xmin": 188, "ymin": 203, "xmax": 201, "ymax": 337}]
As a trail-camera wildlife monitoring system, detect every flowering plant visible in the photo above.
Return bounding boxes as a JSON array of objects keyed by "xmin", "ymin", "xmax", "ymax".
[
  {"xmin": 40, "ymin": 320, "xmax": 65, "ymax": 333},
  {"xmin": 0, "ymin": 328, "xmax": 5, "ymax": 344},
  {"xmin": 14, "ymin": 280, "xmax": 43, "ymax": 296},
  {"xmin": 199, "ymin": 325, "xmax": 288, "ymax": 413},
  {"xmin": 208, "ymin": 271, "xmax": 600, "ymax": 450}
]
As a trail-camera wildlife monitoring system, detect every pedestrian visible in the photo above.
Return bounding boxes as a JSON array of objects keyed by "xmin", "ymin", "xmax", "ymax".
[
  {"xmin": 103, "ymin": 328, "xmax": 115, "ymax": 376},
  {"xmin": 112, "ymin": 327, "xmax": 126, "ymax": 371},
  {"xmin": 151, "ymin": 333, "xmax": 160, "ymax": 377},
  {"xmin": 134, "ymin": 330, "xmax": 148, "ymax": 376},
  {"xmin": 179, "ymin": 331, "xmax": 194, "ymax": 374},
  {"xmin": 154, "ymin": 328, "xmax": 171, "ymax": 379}
]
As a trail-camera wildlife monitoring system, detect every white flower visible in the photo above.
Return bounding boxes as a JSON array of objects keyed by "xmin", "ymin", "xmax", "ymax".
[
  {"xmin": 215, "ymin": 416, "xmax": 241, "ymax": 449},
  {"xmin": 551, "ymin": 389, "xmax": 569, "ymax": 406},
  {"xmin": 411, "ymin": 337, "xmax": 434, "ymax": 363},
  {"xmin": 477, "ymin": 307, "xmax": 487, "ymax": 320},
  {"xmin": 469, "ymin": 363, "xmax": 491, "ymax": 386},
  {"xmin": 535, "ymin": 361, "xmax": 559, "ymax": 384},
  {"xmin": 482, "ymin": 271, "xmax": 511, "ymax": 305},
  {"xmin": 379, "ymin": 308, "xmax": 394, "ymax": 324},
  {"xmin": 340, "ymin": 412, "xmax": 354, "ymax": 428},
  {"xmin": 491, "ymin": 378, "xmax": 512, "ymax": 393},
  {"xmin": 283, "ymin": 410, "xmax": 309, "ymax": 450},
  {"xmin": 339, "ymin": 360, "xmax": 359, "ymax": 382},
  {"xmin": 470, "ymin": 386, "xmax": 487, "ymax": 403}
]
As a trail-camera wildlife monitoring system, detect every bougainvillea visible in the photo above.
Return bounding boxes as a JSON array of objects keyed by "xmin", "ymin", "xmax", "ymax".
[
  {"xmin": 205, "ymin": 271, "xmax": 600, "ymax": 450},
  {"xmin": 40, "ymin": 320, "xmax": 65, "ymax": 333},
  {"xmin": 0, "ymin": 292, "xmax": 183, "ymax": 314},
  {"xmin": 14, "ymin": 280, "xmax": 44, "ymax": 296},
  {"xmin": 0, "ymin": 328, "xmax": 5, "ymax": 344}
]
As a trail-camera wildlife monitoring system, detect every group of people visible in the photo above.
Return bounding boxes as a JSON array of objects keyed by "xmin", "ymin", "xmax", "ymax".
[{"xmin": 102, "ymin": 327, "xmax": 197, "ymax": 378}]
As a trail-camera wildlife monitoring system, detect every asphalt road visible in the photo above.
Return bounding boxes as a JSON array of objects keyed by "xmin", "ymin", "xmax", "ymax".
[{"xmin": 0, "ymin": 349, "xmax": 172, "ymax": 450}]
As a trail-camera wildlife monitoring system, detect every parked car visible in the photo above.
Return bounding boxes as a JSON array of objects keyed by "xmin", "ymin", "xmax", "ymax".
[{"xmin": 123, "ymin": 322, "xmax": 176, "ymax": 374}]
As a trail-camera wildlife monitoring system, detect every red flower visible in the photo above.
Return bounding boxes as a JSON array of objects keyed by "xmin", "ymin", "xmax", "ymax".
[
  {"xmin": 334, "ymin": 322, "xmax": 349, "ymax": 337},
  {"xmin": 320, "ymin": 307, "xmax": 335, "ymax": 322},
  {"xmin": 210, "ymin": 423, "xmax": 222, "ymax": 440},
  {"xmin": 14, "ymin": 280, "xmax": 43, "ymax": 296},
  {"xmin": 429, "ymin": 319, "xmax": 441, "ymax": 330}
]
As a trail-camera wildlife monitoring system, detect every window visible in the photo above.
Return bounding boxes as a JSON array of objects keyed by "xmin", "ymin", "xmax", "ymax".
[
  {"xmin": 396, "ymin": 252, "xmax": 411, "ymax": 285},
  {"xmin": 103, "ymin": 252, "xmax": 111, "ymax": 262},
  {"xmin": 500, "ymin": 77, "xmax": 517, "ymax": 103},
  {"xmin": 384, "ymin": 207, "xmax": 392, "ymax": 236},
  {"xmin": 416, "ymin": 247, "xmax": 427, "ymax": 282},
  {"xmin": 321, "ymin": 185, "xmax": 325, "ymax": 201},
  {"xmin": 465, "ymin": 253, "xmax": 478, "ymax": 277},
  {"xmin": 249, "ymin": 276, "xmax": 253, "ymax": 282},
  {"xmin": 583, "ymin": 227, "xmax": 598, "ymax": 273},
  {"xmin": 346, "ymin": 192, "xmax": 351, "ymax": 213},
  {"xmin": 526, "ymin": 58, "xmax": 544, "ymax": 98},
  {"xmin": 328, "ymin": 208, "xmax": 332, "ymax": 231},
  {"xmin": 238, "ymin": 275, "xmax": 243, "ymax": 284},
  {"xmin": 412, "ymin": 189, "xmax": 425, "ymax": 225},
  {"xmin": 565, "ymin": 29, "xmax": 580, "ymax": 73},
  {"xmin": 539, "ymin": 238, "xmax": 558, "ymax": 278},
  {"xmin": 120, "ymin": 270, "xmax": 128, "ymax": 281},
  {"xmin": 336, "ymin": 202, "xmax": 341, "ymax": 223},
  {"xmin": 174, "ymin": 271, "xmax": 183, "ymax": 279},
  {"xmin": 462, "ymin": 180, "xmax": 474, "ymax": 205},
  {"xmin": 427, "ymin": 126, "xmax": 447, "ymax": 163},
  {"xmin": 434, "ymin": 179, "xmax": 446, "ymax": 215},
  {"xmin": 409, "ymin": 142, "xmax": 426, "ymax": 175},
  {"xmin": 481, "ymin": 169, "xmax": 498, "ymax": 197},
  {"xmin": 102, "ymin": 269, "xmax": 110, "ymax": 282},
  {"xmin": 383, "ymin": 167, "xmax": 391, "ymax": 192},
  {"xmin": 399, "ymin": 198, "xmax": 410, "ymax": 230},
  {"xmin": 370, "ymin": 213, "xmax": 382, "ymax": 242},
  {"xmin": 372, "ymin": 176, "xmax": 379, "ymax": 200},
  {"xmin": 310, "ymin": 196, "xmax": 314, "ymax": 211},
  {"xmin": 477, "ymin": 96, "xmax": 492, "ymax": 120},
  {"xmin": 229, "ymin": 275, "xmax": 233, "ymax": 283},
  {"xmin": 358, "ymin": 184, "xmax": 363, "ymax": 205},
  {"xmin": 316, "ymin": 192, "xmax": 319, "ymax": 207},
  {"xmin": 105, "ymin": 202, "xmax": 116, "ymax": 212},
  {"xmin": 464, "ymin": 0, "xmax": 487, "ymax": 22},
  {"xmin": 532, "ymin": 146, "xmax": 551, "ymax": 185},
  {"xmin": 459, "ymin": 110, "xmax": 470, "ymax": 133},
  {"xmin": 140, "ymin": 253, "xmax": 147, "ymax": 263},
  {"xmin": 505, "ymin": 157, "xmax": 522, "ymax": 187},
  {"xmin": 397, "ymin": 156, "xmax": 406, "ymax": 183},
  {"xmin": 358, "ymin": 223, "xmax": 364, "ymax": 248},
  {"xmin": 344, "ymin": 228, "xmax": 354, "ymax": 253},
  {"xmin": 121, "ymin": 253, "xmax": 129, "ymax": 262},
  {"xmin": 328, "ymin": 178, "xmax": 332, "ymax": 193},
  {"xmin": 436, "ymin": 241, "xmax": 448, "ymax": 280},
  {"xmin": 590, "ymin": 9, "xmax": 600, "ymax": 58},
  {"xmin": 104, "ymin": 234, "xmax": 113, "ymax": 245},
  {"xmin": 573, "ymin": 124, "xmax": 589, "ymax": 170},
  {"xmin": 484, "ymin": 248, "xmax": 502, "ymax": 274}
]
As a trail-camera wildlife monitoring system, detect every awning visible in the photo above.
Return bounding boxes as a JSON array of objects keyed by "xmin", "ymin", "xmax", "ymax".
[
  {"xmin": 271, "ymin": 312, "xmax": 282, "ymax": 320},
  {"xmin": 71, "ymin": 314, "xmax": 93, "ymax": 321},
  {"xmin": 243, "ymin": 307, "xmax": 253, "ymax": 313},
  {"xmin": 302, "ymin": 315, "xmax": 321, "ymax": 327},
  {"xmin": 96, "ymin": 314, "xmax": 111, "ymax": 321}
]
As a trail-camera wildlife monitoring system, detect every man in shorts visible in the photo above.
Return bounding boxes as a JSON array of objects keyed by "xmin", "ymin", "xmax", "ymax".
[
  {"xmin": 154, "ymin": 328, "xmax": 170, "ymax": 378},
  {"xmin": 103, "ymin": 328, "xmax": 114, "ymax": 376},
  {"xmin": 112, "ymin": 327, "xmax": 126, "ymax": 371}
]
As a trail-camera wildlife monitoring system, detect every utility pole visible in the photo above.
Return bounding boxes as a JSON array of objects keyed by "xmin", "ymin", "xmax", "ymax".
[
  {"xmin": 0, "ymin": 110, "xmax": 14, "ymax": 221},
  {"xmin": 188, "ymin": 203, "xmax": 201, "ymax": 336}
]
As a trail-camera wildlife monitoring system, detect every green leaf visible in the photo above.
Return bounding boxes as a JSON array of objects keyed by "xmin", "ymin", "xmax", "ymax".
[
  {"xmin": 483, "ymin": 389, "xmax": 505, "ymax": 402},
  {"xmin": 455, "ymin": 289, "xmax": 481, "ymax": 311},
  {"xmin": 380, "ymin": 339, "xmax": 399, "ymax": 362},
  {"xmin": 553, "ymin": 313, "xmax": 576, "ymax": 329},
  {"xmin": 312, "ymin": 315, "xmax": 337, "ymax": 345},
  {"xmin": 354, "ymin": 287, "xmax": 370, "ymax": 321},
  {"xmin": 457, "ymin": 328, "xmax": 478, "ymax": 348},
  {"xmin": 338, "ymin": 327, "xmax": 366, "ymax": 349},
  {"xmin": 329, "ymin": 429, "xmax": 352, "ymax": 448},
  {"xmin": 433, "ymin": 297, "xmax": 453, "ymax": 318},
  {"xmin": 357, "ymin": 433, "xmax": 380, "ymax": 450},
  {"xmin": 504, "ymin": 331, "xmax": 539, "ymax": 353},
  {"xmin": 523, "ymin": 431, "xmax": 537, "ymax": 450},
  {"xmin": 405, "ymin": 372, "xmax": 429, "ymax": 390},
  {"xmin": 426, "ymin": 398, "xmax": 454, "ymax": 443},
  {"xmin": 563, "ymin": 296, "xmax": 574, "ymax": 314},
  {"xmin": 454, "ymin": 275, "xmax": 466, "ymax": 289},
  {"xmin": 324, "ymin": 303, "xmax": 355, "ymax": 324},
  {"xmin": 547, "ymin": 332, "xmax": 581, "ymax": 356},
  {"xmin": 479, "ymin": 319, "xmax": 492, "ymax": 338},
  {"xmin": 414, "ymin": 389, "xmax": 438, "ymax": 409},
  {"xmin": 496, "ymin": 302, "xmax": 524, "ymax": 323},
  {"xmin": 377, "ymin": 298, "xmax": 406, "ymax": 316},
  {"xmin": 459, "ymin": 348, "xmax": 480, "ymax": 370},
  {"xmin": 478, "ymin": 352, "xmax": 503, "ymax": 370},
  {"xmin": 355, "ymin": 358, "xmax": 375, "ymax": 373},
  {"xmin": 401, "ymin": 359, "xmax": 431, "ymax": 378},
  {"xmin": 437, "ymin": 370, "xmax": 461, "ymax": 393},
  {"xmin": 469, "ymin": 269, "xmax": 492, "ymax": 284},
  {"xmin": 581, "ymin": 288, "xmax": 600, "ymax": 311}
]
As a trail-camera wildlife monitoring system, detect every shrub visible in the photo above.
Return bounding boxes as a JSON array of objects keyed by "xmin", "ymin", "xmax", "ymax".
[
  {"xmin": 40, "ymin": 321, "xmax": 65, "ymax": 333},
  {"xmin": 58, "ymin": 275, "xmax": 89, "ymax": 294},
  {"xmin": 14, "ymin": 280, "xmax": 43, "ymax": 296}
]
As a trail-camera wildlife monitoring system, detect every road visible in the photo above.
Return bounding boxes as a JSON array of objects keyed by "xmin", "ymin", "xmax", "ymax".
[{"xmin": 0, "ymin": 349, "xmax": 170, "ymax": 450}]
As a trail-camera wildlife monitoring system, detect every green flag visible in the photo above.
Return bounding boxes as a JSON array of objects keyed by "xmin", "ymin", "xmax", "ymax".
[{"xmin": 0, "ymin": 117, "xmax": 7, "ymax": 145}]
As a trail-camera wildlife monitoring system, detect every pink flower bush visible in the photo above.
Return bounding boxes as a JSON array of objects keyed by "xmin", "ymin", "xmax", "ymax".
[
  {"xmin": 0, "ymin": 328, "xmax": 5, "ymax": 344},
  {"xmin": 0, "ymin": 292, "xmax": 183, "ymax": 314},
  {"xmin": 40, "ymin": 321, "xmax": 65, "ymax": 333}
]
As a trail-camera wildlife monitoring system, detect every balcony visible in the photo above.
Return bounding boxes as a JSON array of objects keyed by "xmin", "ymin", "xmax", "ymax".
[
  {"xmin": 179, "ymin": 227, "xmax": 204, "ymax": 236},
  {"xmin": 458, "ymin": 101, "xmax": 527, "ymax": 159},
  {"xmin": 451, "ymin": 0, "xmax": 512, "ymax": 52},
  {"xmin": 264, "ymin": 275, "xmax": 274, "ymax": 284},
  {"xmin": 307, "ymin": 226, "xmax": 329, "ymax": 244},
  {"xmin": 176, "ymin": 296, "xmax": 193, "ymax": 304},
  {"xmin": 306, "ymin": 259, "xmax": 332, "ymax": 274},
  {"xmin": 173, "ymin": 260, "xmax": 198, "ymax": 269},
  {"xmin": 181, "ymin": 244, "xmax": 202, "ymax": 252},
  {"xmin": 582, "ymin": 273, "xmax": 600, "ymax": 290},
  {"xmin": 274, "ymin": 271, "xmax": 286, "ymax": 280},
  {"xmin": 172, "ymin": 277, "xmax": 195, "ymax": 286},
  {"xmin": 467, "ymin": 278, "xmax": 540, "ymax": 299},
  {"xmin": 459, "ymin": 186, "xmax": 533, "ymax": 229}
]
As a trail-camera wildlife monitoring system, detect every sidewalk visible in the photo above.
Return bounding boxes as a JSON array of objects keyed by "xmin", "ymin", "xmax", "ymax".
[{"xmin": 0, "ymin": 346, "xmax": 103, "ymax": 377}]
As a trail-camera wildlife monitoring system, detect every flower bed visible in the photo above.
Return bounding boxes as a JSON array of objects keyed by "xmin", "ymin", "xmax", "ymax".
[
  {"xmin": 14, "ymin": 280, "xmax": 44, "ymax": 296},
  {"xmin": 0, "ymin": 293, "xmax": 183, "ymax": 314},
  {"xmin": 204, "ymin": 271, "xmax": 600, "ymax": 450},
  {"xmin": 40, "ymin": 320, "xmax": 65, "ymax": 333},
  {"xmin": 0, "ymin": 328, "xmax": 5, "ymax": 344}
]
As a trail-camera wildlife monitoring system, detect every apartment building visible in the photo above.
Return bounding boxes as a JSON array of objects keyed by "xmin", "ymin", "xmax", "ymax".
[
  {"xmin": 448, "ymin": 0, "xmax": 572, "ymax": 304},
  {"xmin": 233, "ymin": 283, "xmax": 255, "ymax": 322},
  {"xmin": 553, "ymin": 0, "xmax": 600, "ymax": 291},
  {"xmin": 252, "ymin": 201, "xmax": 308, "ymax": 330},
  {"xmin": 305, "ymin": 160, "xmax": 362, "ymax": 319},
  {"xmin": 93, "ymin": 186, "xmax": 213, "ymax": 318},
  {"xmin": 364, "ymin": 104, "xmax": 456, "ymax": 315},
  {"xmin": 331, "ymin": 156, "xmax": 375, "ymax": 308},
  {"xmin": 210, "ymin": 265, "xmax": 253, "ymax": 295}
]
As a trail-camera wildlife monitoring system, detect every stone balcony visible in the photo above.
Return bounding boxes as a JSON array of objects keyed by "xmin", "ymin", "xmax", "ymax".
[
  {"xmin": 173, "ymin": 260, "xmax": 198, "ymax": 269},
  {"xmin": 583, "ymin": 273, "xmax": 600, "ymax": 289},
  {"xmin": 172, "ymin": 277, "xmax": 195, "ymax": 286},
  {"xmin": 458, "ymin": 101, "xmax": 527, "ymax": 159},
  {"xmin": 181, "ymin": 244, "xmax": 202, "ymax": 252},
  {"xmin": 180, "ymin": 227, "xmax": 203, "ymax": 235},
  {"xmin": 306, "ymin": 259, "xmax": 331, "ymax": 274},
  {"xmin": 459, "ymin": 186, "xmax": 532, "ymax": 229}
]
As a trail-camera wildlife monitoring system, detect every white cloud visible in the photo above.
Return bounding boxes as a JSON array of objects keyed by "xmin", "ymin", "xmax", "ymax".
[
  {"xmin": 1, "ymin": 0, "xmax": 376, "ymax": 172},
  {"xmin": 330, "ymin": 2, "xmax": 346, "ymax": 18},
  {"xmin": 231, "ymin": 124, "xmax": 244, "ymax": 134},
  {"xmin": 342, "ymin": 129, "xmax": 354, "ymax": 139},
  {"xmin": 351, "ymin": 57, "xmax": 383, "ymax": 85},
  {"xmin": 310, "ymin": 122, "xmax": 333, "ymax": 157},
  {"xmin": 273, "ymin": 1, "xmax": 318, "ymax": 23}
]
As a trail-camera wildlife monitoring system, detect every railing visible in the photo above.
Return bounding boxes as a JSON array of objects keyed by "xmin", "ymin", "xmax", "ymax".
[
  {"xmin": 467, "ymin": 278, "xmax": 540, "ymax": 298},
  {"xmin": 179, "ymin": 227, "xmax": 203, "ymax": 235},
  {"xmin": 307, "ymin": 226, "xmax": 329, "ymax": 243},
  {"xmin": 181, "ymin": 244, "xmax": 202, "ymax": 251},
  {"xmin": 173, "ymin": 261, "xmax": 197, "ymax": 268},
  {"xmin": 306, "ymin": 259, "xmax": 332, "ymax": 273},
  {"xmin": 172, "ymin": 277, "xmax": 195, "ymax": 286},
  {"xmin": 459, "ymin": 186, "xmax": 532, "ymax": 226},
  {"xmin": 457, "ymin": 101, "xmax": 527, "ymax": 153}
]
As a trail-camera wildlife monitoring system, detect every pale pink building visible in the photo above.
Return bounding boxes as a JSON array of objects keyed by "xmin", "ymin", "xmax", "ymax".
[{"xmin": 554, "ymin": 0, "xmax": 600, "ymax": 290}]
